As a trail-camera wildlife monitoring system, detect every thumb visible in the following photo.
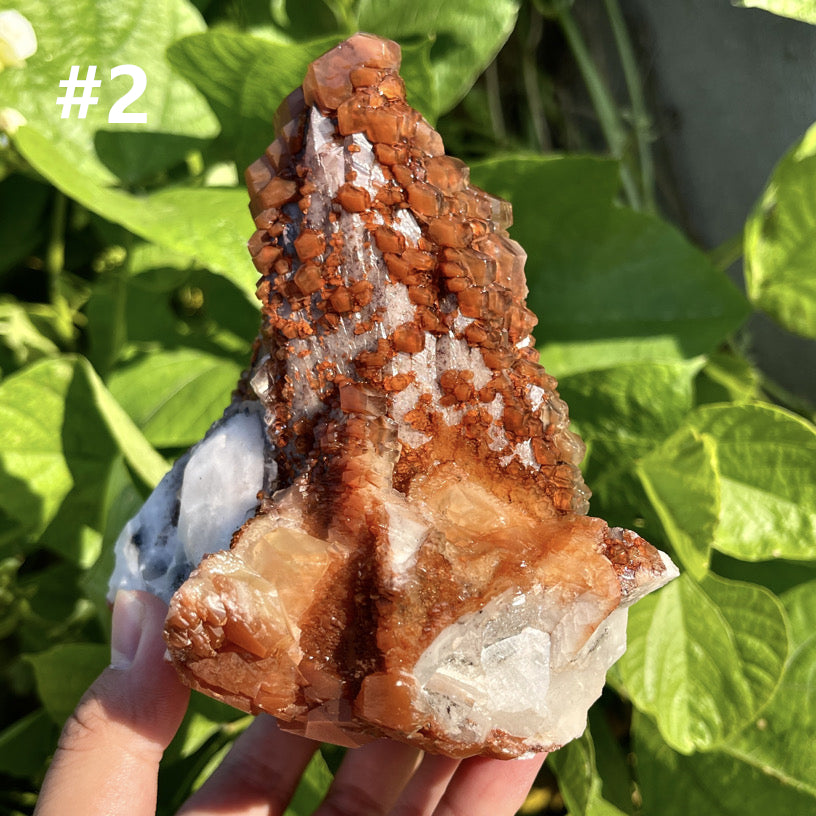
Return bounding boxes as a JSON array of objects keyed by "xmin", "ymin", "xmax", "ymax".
[{"xmin": 35, "ymin": 590, "xmax": 190, "ymax": 816}]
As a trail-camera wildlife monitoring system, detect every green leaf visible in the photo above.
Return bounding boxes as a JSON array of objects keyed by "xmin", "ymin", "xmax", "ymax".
[
  {"xmin": 745, "ymin": 121, "xmax": 816, "ymax": 338},
  {"xmin": 0, "ymin": 709, "xmax": 58, "ymax": 779},
  {"xmin": 164, "ymin": 694, "xmax": 246, "ymax": 765},
  {"xmin": 167, "ymin": 31, "xmax": 336, "ymax": 172},
  {"xmin": 688, "ymin": 403, "xmax": 816, "ymax": 562},
  {"xmin": 108, "ymin": 349, "xmax": 241, "ymax": 448},
  {"xmin": 12, "ymin": 126, "xmax": 257, "ymax": 300},
  {"xmin": 719, "ymin": 581, "xmax": 816, "ymax": 798},
  {"xmin": 634, "ymin": 713, "xmax": 816, "ymax": 815},
  {"xmin": 82, "ymin": 457, "xmax": 145, "ymax": 623},
  {"xmin": 556, "ymin": 359, "xmax": 698, "ymax": 536},
  {"xmin": 399, "ymin": 38, "xmax": 440, "ymax": 123},
  {"xmin": 358, "ymin": 0, "xmax": 520, "ymax": 115},
  {"xmin": 782, "ymin": 579, "xmax": 816, "ymax": 644},
  {"xmin": 25, "ymin": 643, "xmax": 109, "ymax": 724},
  {"xmin": 36, "ymin": 357, "xmax": 166, "ymax": 565},
  {"xmin": 284, "ymin": 751, "xmax": 334, "ymax": 816},
  {"xmin": 559, "ymin": 361, "xmax": 699, "ymax": 469},
  {"xmin": 16, "ymin": 561, "xmax": 96, "ymax": 653},
  {"xmin": 0, "ymin": 297, "xmax": 60, "ymax": 372},
  {"xmin": 734, "ymin": 0, "xmax": 816, "ymax": 25},
  {"xmin": 0, "ymin": 358, "xmax": 75, "ymax": 543},
  {"xmin": 618, "ymin": 573, "xmax": 789, "ymax": 753},
  {"xmin": 637, "ymin": 427, "xmax": 720, "ymax": 579},
  {"xmin": 0, "ymin": 356, "xmax": 166, "ymax": 558},
  {"xmin": 470, "ymin": 156, "xmax": 750, "ymax": 375},
  {"xmin": 695, "ymin": 349, "xmax": 762, "ymax": 405},
  {"xmin": 549, "ymin": 729, "xmax": 628, "ymax": 816},
  {"xmin": 0, "ymin": 0, "xmax": 218, "ymax": 186},
  {"xmin": 75, "ymin": 357, "xmax": 167, "ymax": 488}
]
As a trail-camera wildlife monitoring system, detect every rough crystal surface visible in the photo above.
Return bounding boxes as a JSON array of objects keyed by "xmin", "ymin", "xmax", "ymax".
[{"xmin": 109, "ymin": 33, "xmax": 678, "ymax": 759}]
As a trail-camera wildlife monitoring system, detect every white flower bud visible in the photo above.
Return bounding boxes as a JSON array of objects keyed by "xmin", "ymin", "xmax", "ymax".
[
  {"xmin": 0, "ymin": 107, "xmax": 27, "ymax": 135},
  {"xmin": 0, "ymin": 10, "xmax": 37, "ymax": 71}
]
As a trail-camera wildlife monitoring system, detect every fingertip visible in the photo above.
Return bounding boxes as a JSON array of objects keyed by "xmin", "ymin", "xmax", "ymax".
[
  {"xmin": 110, "ymin": 590, "xmax": 146, "ymax": 669},
  {"xmin": 36, "ymin": 592, "xmax": 190, "ymax": 816}
]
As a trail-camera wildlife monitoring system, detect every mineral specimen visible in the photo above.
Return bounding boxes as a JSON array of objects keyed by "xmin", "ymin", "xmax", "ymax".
[{"xmin": 109, "ymin": 33, "xmax": 678, "ymax": 759}]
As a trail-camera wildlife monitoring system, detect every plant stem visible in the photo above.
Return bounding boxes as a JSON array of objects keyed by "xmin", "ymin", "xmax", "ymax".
[
  {"xmin": 485, "ymin": 59, "xmax": 507, "ymax": 145},
  {"xmin": 759, "ymin": 372, "xmax": 816, "ymax": 423},
  {"xmin": 522, "ymin": 5, "xmax": 552, "ymax": 151},
  {"xmin": 556, "ymin": 7, "xmax": 641, "ymax": 209},
  {"xmin": 325, "ymin": 0, "xmax": 357, "ymax": 35},
  {"xmin": 45, "ymin": 190, "xmax": 67, "ymax": 298},
  {"xmin": 603, "ymin": 0, "xmax": 656, "ymax": 212},
  {"xmin": 708, "ymin": 231, "xmax": 744, "ymax": 271}
]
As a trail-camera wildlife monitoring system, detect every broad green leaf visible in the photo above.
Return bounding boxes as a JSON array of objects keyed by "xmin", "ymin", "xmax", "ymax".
[
  {"xmin": 35, "ymin": 357, "xmax": 165, "ymax": 564},
  {"xmin": 0, "ymin": 709, "xmax": 58, "ymax": 778},
  {"xmin": 0, "ymin": 297, "xmax": 60, "ymax": 371},
  {"xmin": 782, "ymin": 579, "xmax": 816, "ymax": 644},
  {"xmin": 734, "ymin": 0, "xmax": 816, "ymax": 25},
  {"xmin": 82, "ymin": 457, "xmax": 145, "ymax": 623},
  {"xmin": 745, "ymin": 121, "xmax": 816, "ymax": 338},
  {"xmin": 471, "ymin": 157, "xmax": 750, "ymax": 374},
  {"xmin": 76, "ymin": 357, "xmax": 167, "ymax": 488},
  {"xmin": 637, "ymin": 427, "xmax": 720, "ymax": 579},
  {"xmin": 634, "ymin": 713, "xmax": 816, "ymax": 815},
  {"xmin": 167, "ymin": 32, "xmax": 336, "ymax": 172},
  {"xmin": 0, "ymin": 356, "xmax": 165, "ymax": 559},
  {"xmin": 108, "ymin": 349, "xmax": 242, "ymax": 448},
  {"xmin": 559, "ymin": 361, "xmax": 699, "ymax": 468},
  {"xmin": 586, "ymin": 707, "xmax": 636, "ymax": 814},
  {"xmin": 688, "ymin": 403, "xmax": 816, "ymax": 561},
  {"xmin": 358, "ymin": 0, "xmax": 520, "ymax": 114},
  {"xmin": 164, "ymin": 694, "xmax": 246, "ymax": 764},
  {"xmin": 618, "ymin": 573, "xmax": 788, "ymax": 753},
  {"xmin": 16, "ymin": 561, "xmax": 96, "ymax": 653},
  {"xmin": 725, "ymin": 637, "xmax": 816, "ymax": 799},
  {"xmin": 695, "ymin": 349, "xmax": 762, "ymax": 405},
  {"xmin": 0, "ymin": 0, "xmax": 217, "ymax": 186},
  {"xmin": 556, "ymin": 359, "xmax": 698, "ymax": 535},
  {"xmin": 710, "ymin": 550, "xmax": 816, "ymax": 597},
  {"xmin": 12, "ymin": 126, "xmax": 256, "ymax": 300},
  {"xmin": 720, "ymin": 581, "xmax": 816, "ymax": 798},
  {"xmin": 25, "ymin": 643, "xmax": 110, "ymax": 724},
  {"xmin": 0, "ymin": 357, "xmax": 74, "ymax": 542},
  {"xmin": 398, "ymin": 39, "xmax": 440, "ymax": 123},
  {"xmin": 548, "ymin": 730, "xmax": 628, "ymax": 816},
  {"xmin": 284, "ymin": 751, "xmax": 334, "ymax": 816}
]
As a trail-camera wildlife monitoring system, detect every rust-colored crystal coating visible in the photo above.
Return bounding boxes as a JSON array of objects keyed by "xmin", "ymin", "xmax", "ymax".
[{"xmin": 154, "ymin": 33, "xmax": 677, "ymax": 758}]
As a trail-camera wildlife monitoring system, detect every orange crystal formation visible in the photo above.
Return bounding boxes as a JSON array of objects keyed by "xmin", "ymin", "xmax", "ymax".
[{"xmin": 117, "ymin": 34, "xmax": 678, "ymax": 759}]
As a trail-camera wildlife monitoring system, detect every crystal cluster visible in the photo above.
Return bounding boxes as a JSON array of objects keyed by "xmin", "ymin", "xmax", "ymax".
[{"xmin": 109, "ymin": 33, "xmax": 678, "ymax": 759}]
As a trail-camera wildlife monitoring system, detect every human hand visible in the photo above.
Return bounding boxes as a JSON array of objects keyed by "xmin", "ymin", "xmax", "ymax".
[{"xmin": 35, "ymin": 590, "xmax": 546, "ymax": 816}]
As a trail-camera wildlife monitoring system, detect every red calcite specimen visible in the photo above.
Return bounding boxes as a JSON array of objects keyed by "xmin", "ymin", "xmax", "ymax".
[{"xmin": 162, "ymin": 33, "xmax": 677, "ymax": 758}]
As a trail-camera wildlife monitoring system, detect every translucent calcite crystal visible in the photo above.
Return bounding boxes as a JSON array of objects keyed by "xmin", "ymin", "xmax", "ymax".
[{"xmin": 109, "ymin": 33, "xmax": 678, "ymax": 759}]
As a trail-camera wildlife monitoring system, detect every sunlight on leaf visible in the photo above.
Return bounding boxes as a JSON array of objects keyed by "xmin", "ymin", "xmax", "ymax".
[
  {"xmin": 635, "ymin": 713, "xmax": 816, "ymax": 814},
  {"xmin": 734, "ymin": 0, "xmax": 816, "ymax": 25},
  {"xmin": 619, "ymin": 573, "xmax": 788, "ymax": 753},
  {"xmin": 688, "ymin": 403, "xmax": 816, "ymax": 562},
  {"xmin": 637, "ymin": 427, "xmax": 720, "ymax": 579},
  {"xmin": 745, "ymin": 120, "xmax": 816, "ymax": 338},
  {"xmin": 0, "ymin": 0, "xmax": 217, "ymax": 185}
]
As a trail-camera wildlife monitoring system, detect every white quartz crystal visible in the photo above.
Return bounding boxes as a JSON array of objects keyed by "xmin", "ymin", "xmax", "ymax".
[
  {"xmin": 414, "ymin": 586, "xmax": 629, "ymax": 749},
  {"xmin": 108, "ymin": 404, "xmax": 267, "ymax": 602}
]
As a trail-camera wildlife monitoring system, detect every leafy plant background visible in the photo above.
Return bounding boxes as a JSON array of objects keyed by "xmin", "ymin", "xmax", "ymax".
[{"xmin": 1, "ymin": 0, "xmax": 815, "ymax": 813}]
